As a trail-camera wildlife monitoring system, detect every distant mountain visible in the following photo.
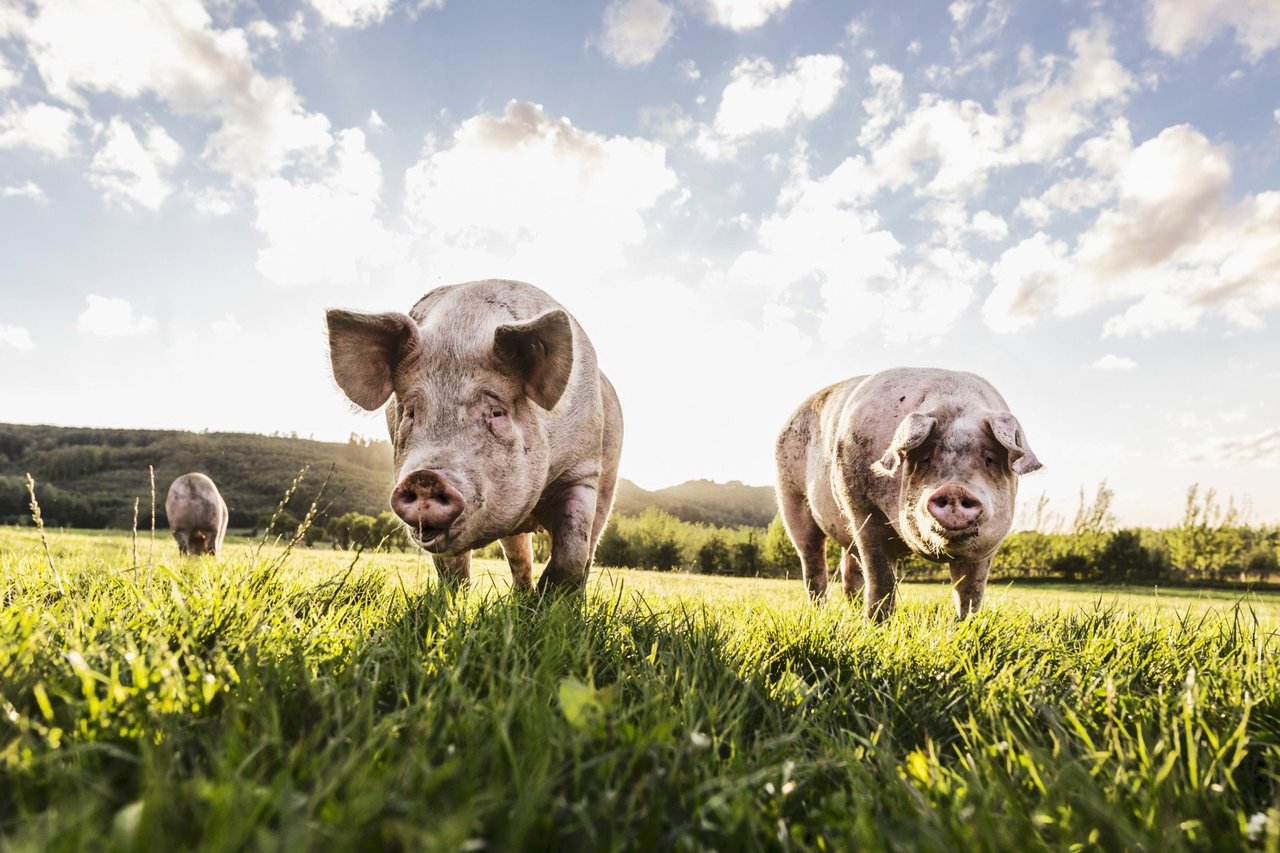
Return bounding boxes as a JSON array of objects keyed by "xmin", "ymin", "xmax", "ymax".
[
  {"xmin": 0, "ymin": 422, "xmax": 777, "ymax": 531},
  {"xmin": 613, "ymin": 478, "xmax": 777, "ymax": 528}
]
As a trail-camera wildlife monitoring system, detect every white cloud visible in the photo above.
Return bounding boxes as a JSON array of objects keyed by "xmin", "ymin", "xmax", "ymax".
[
  {"xmin": 1182, "ymin": 429, "xmax": 1280, "ymax": 466},
  {"xmin": 77, "ymin": 295, "xmax": 155, "ymax": 336},
  {"xmin": 727, "ymin": 150, "xmax": 985, "ymax": 343},
  {"xmin": 677, "ymin": 59, "xmax": 701, "ymax": 80},
  {"xmin": 0, "ymin": 101, "xmax": 79, "ymax": 157},
  {"xmin": 403, "ymin": 100, "xmax": 678, "ymax": 279},
  {"xmin": 0, "ymin": 51, "xmax": 19, "ymax": 90},
  {"xmin": 254, "ymin": 128, "xmax": 402, "ymax": 286},
  {"xmin": 246, "ymin": 20, "xmax": 280, "ymax": 46},
  {"xmin": 1091, "ymin": 353, "xmax": 1136, "ymax": 370},
  {"xmin": 916, "ymin": 201, "xmax": 1010, "ymax": 245},
  {"xmin": 1076, "ymin": 124, "xmax": 1229, "ymax": 283},
  {"xmin": 211, "ymin": 313, "xmax": 241, "ymax": 338},
  {"xmin": 1, "ymin": 180, "xmax": 44, "ymax": 200},
  {"xmin": 970, "ymin": 209, "xmax": 1008, "ymax": 241},
  {"xmin": 701, "ymin": 54, "xmax": 845, "ymax": 152},
  {"xmin": 699, "ymin": 0, "xmax": 794, "ymax": 31},
  {"xmin": 949, "ymin": 1, "xmax": 975, "ymax": 27},
  {"xmin": 0, "ymin": 324, "xmax": 34, "ymax": 350},
  {"xmin": 868, "ymin": 93, "xmax": 1008, "ymax": 197},
  {"xmin": 190, "ymin": 186, "xmax": 236, "ymax": 216},
  {"xmin": 948, "ymin": 0, "xmax": 1013, "ymax": 50},
  {"xmin": 366, "ymin": 109, "xmax": 385, "ymax": 131},
  {"xmin": 986, "ymin": 124, "xmax": 1280, "ymax": 337},
  {"xmin": 598, "ymin": 0, "xmax": 676, "ymax": 67},
  {"xmin": 984, "ymin": 231, "xmax": 1070, "ymax": 332},
  {"xmin": 20, "ymin": 0, "xmax": 332, "ymax": 182},
  {"xmin": 858, "ymin": 21, "xmax": 1132, "ymax": 202},
  {"xmin": 858, "ymin": 64, "xmax": 905, "ymax": 147},
  {"xmin": 1015, "ymin": 117, "xmax": 1133, "ymax": 225},
  {"xmin": 308, "ymin": 0, "xmax": 394, "ymax": 29},
  {"xmin": 89, "ymin": 117, "xmax": 183, "ymax": 210},
  {"xmin": 285, "ymin": 11, "xmax": 308, "ymax": 41},
  {"xmin": 1006, "ymin": 20, "xmax": 1134, "ymax": 163},
  {"xmin": 1147, "ymin": 0, "xmax": 1280, "ymax": 60}
]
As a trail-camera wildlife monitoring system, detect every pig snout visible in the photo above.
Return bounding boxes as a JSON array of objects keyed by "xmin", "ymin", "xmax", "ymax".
[
  {"xmin": 927, "ymin": 484, "xmax": 984, "ymax": 531},
  {"xmin": 392, "ymin": 470, "xmax": 466, "ymax": 532}
]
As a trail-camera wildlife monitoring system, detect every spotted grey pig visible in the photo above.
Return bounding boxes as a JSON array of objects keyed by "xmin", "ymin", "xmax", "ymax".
[
  {"xmin": 326, "ymin": 279, "xmax": 623, "ymax": 592},
  {"xmin": 775, "ymin": 368, "xmax": 1042, "ymax": 620},
  {"xmin": 166, "ymin": 472, "xmax": 229, "ymax": 557}
]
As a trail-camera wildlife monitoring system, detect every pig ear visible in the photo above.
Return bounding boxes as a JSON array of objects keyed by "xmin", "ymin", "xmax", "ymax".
[
  {"xmin": 494, "ymin": 309, "xmax": 574, "ymax": 410},
  {"xmin": 871, "ymin": 412, "xmax": 937, "ymax": 477},
  {"xmin": 326, "ymin": 308, "xmax": 418, "ymax": 411},
  {"xmin": 986, "ymin": 412, "xmax": 1043, "ymax": 475}
]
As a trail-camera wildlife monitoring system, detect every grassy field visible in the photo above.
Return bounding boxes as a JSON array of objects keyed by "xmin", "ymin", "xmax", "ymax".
[{"xmin": 2, "ymin": 526, "xmax": 1279, "ymax": 851}]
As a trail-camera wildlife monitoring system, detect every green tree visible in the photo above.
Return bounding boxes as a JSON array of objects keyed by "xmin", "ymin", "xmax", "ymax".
[
  {"xmin": 696, "ymin": 535, "xmax": 732, "ymax": 574},
  {"xmin": 1094, "ymin": 529, "xmax": 1163, "ymax": 583},
  {"xmin": 373, "ymin": 512, "xmax": 410, "ymax": 552},
  {"xmin": 255, "ymin": 510, "xmax": 300, "ymax": 538},
  {"xmin": 594, "ymin": 521, "xmax": 633, "ymax": 567},
  {"xmin": 762, "ymin": 515, "xmax": 800, "ymax": 574},
  {"xmin": 1167, "ymin": 484, "xmax": 1246, "ymax": 579},
  {"xmin": 731, "ymin": 536, "xmax": 762, "ymax": 576}
]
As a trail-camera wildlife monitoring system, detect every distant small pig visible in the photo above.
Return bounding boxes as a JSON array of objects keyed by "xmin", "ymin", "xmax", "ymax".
[
  {"xmin": 775, "ymin": 368, "xmax": 1043, "ymax": 620},
  {"xmin": 326, "ymin": 279, "xmax": 623, "ymax": 592},
  {"xmin": 166, "ymin": 472, "xmax": 229, "ymax": 558}
]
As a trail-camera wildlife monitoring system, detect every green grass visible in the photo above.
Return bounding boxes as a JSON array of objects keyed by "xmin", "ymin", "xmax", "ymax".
[{"xmin": 2, "ymin": 526, "xmax": 1279, "ymax": 851}]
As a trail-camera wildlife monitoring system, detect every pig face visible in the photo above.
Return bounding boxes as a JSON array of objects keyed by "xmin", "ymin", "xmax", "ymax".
[
  {"xmin": 174, "ymin": 528, "xmax": 213, "ymax": 556},
  {"xmin": 873, "ymin": 409, "xmax": 1041, "ymax": 562},
  {"xmin": 188, "ymin": 529, "xmax": 212, "ymax": 555},
  {"xmin": 327, "ymin": 307, "xmax": 574, "ymax": 554}
]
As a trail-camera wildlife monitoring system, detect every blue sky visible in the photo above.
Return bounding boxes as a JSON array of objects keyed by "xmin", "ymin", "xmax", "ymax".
[{"xmin": 1, "ymin": 0, "xmax": 1279, "ymax": 528}]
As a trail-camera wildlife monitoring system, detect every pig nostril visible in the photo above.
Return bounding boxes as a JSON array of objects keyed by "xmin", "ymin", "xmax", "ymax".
[{"xmin": 961, "ymin": 498, "xmax": 979, "ymax": 509}]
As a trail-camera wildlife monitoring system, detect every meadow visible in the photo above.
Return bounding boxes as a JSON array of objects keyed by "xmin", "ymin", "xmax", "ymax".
[{"xmin": 2, "ymin": 526, "xmax": 1279, "ymax": 851}]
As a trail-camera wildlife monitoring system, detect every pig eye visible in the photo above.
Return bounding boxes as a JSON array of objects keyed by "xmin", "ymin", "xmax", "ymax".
[{"xmin": 984, "ymin": 454, "xmax": 998, "ymax": 469}]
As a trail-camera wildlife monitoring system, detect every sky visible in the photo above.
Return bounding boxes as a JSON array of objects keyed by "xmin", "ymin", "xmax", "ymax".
[{"xmin": 1, "ymin": 0, "xmax": 1279, "ymax": 529}]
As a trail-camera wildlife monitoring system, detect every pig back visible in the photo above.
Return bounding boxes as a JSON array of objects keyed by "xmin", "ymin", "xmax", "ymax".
[{"xmin": 166, "ymin": 473, "xmax": 227, "ymax": 529}]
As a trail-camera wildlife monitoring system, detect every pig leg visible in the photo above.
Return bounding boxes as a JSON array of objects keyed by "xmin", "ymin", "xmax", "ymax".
[
  {"xmin": 432, "ymin": 552, "xmax": 471, "ymax": 588},
  {"xmin": 777, "ymin": 490, "xmax": 828, "ymax": 600},
  {"xmin": 949, "ymin": 559, "xmax": 991, "ymax": 619},
  {"xmin": 588, "ymin": 374, "xmax": 623, "ymax": 564},
  {"xmin": 536, "ymin": 482, "xmax": 598, "ymax": 592},
  {"xmin": 500, "ymin": 533, "xmax": 534, "ymax": 592},
  {"xmin": 174, "ymin": 530, "xmax": 189, "ymax": 556},
  {"xmin": 852, "ymin": 518, "xmax": 899, "ymax": 621},
  {"xmin": 841, "ymin": 548, "xmax": 864, "ymax": 598}
]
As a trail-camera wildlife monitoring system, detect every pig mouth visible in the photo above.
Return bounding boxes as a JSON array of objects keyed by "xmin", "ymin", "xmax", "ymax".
[
  {"xmin": 409, "ymin": 525, "xmax": 452, "ymax": 552},
  {"xmin": 939, "ymin": 525, "xmax": 980, "ymax": 542}
]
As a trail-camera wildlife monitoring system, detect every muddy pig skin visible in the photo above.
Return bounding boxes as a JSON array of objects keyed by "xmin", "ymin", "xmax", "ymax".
[
  {"xmin": 166, "ymin": 473, "xmax": 229, "ymax": 557},
  {"xmin": 326, "ymin": 279, "xmax": 623, "ymax": 593},
  {"xmin": 775, "ymin": 368, "xmax": 1043, "ymax": 620}
]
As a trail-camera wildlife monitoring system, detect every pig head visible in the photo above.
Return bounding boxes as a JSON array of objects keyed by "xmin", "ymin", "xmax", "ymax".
[
  {"xmin": 871, "ymin": 407, "xmax": 1041, "ymax": 564},
  {"xmin": 326, "ymin": 279, "xmax": 623, "ymax": 593}
]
